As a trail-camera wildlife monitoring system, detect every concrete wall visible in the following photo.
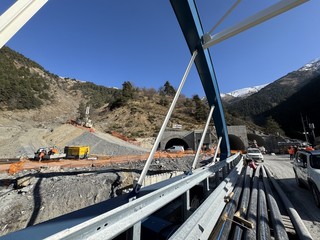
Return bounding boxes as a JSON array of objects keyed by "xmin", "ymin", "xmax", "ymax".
[
  {"xmin": 227, "ymin": 126, "xmax": 248, "ymax": 150},
  {"xmin": 143, "ymin": 171, "xmax": 184, "ymax": 187},
  {"xmin": 161, "ymin": 131, "xmax": 193, "ymax": 150},
  {"xmin": 160, "ymin": 126, "xmax": 248, "ymax": 151},
  {"xmin": 160, "ymin": 130, "xmax": 213, "ymax": 151}
]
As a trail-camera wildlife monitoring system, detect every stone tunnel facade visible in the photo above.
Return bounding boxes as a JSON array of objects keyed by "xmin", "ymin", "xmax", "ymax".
[
  {"xmin": 160, "ymin": 126, "xmax": 249, "ymax": 152},
  {"xmin": 160, "ymin": 130, "xmax": 214, "ymax": 151},
  {"xmin": 160, "ymin": 126, "xmax": 278, "ymax": 153}
]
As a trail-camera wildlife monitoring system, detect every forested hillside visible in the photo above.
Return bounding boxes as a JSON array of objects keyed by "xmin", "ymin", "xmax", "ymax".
[
  {"xmin": 0, "ymin": 46, "xmax": 52, "ymax": 109},
  {"xmin": 225, "ymin": 60, "xmax": 320, "ymax": 139},
  {"xmin": 264, "ymin": 74, "xmax": 320, "ymax": 139},
  {"xmin": 0, "ymin": 47, "xmax": 218, "ymax": 138},
  {"xmin": 3, "ymin": 45, "xmax": 318, "ymax": 140}
]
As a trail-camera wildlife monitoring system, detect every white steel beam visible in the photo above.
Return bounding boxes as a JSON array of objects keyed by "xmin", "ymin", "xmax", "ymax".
[
  {"xmin": 192, "ymin": 105, "xmax": 215, "ymax": 170},
  {"xmin": 0, "ymin": 0, "xmax": 48, "ymax": 49},
  {"xmin": 132, "ymin": 50, "xmax": 198, "ymax": 194},
  {"xmin": 202, "ymin": 0, "xmax": 309, "ymax": 49}
]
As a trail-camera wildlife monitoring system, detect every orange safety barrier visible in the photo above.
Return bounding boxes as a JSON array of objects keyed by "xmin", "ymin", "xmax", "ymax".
[
  {"xmin": 8, "ymin": 161, "xmax": 24, "ymax": 175},
  {"xmin": 0, "ymin": 151, "xmax": 200, "ymax": 173}
]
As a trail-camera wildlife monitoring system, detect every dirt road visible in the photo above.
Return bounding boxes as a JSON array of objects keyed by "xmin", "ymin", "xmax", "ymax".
[{"xmin": 263, "ymin": 154, "xmax": 320, "ymax": 239}]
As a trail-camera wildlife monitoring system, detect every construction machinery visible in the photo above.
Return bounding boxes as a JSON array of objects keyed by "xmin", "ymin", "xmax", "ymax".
[
  {"xmin": 33, "ymin": 146, "xmax": 66, "ymax": 161},
  {"xmin": 64, "ymin": 146, "xmax": 90, "ymax": 159},
  {"xmin": 33, "ymin": 146, "xmax": 90, "ymax": 161},
  {"xmin": 75, "ymin": 106, "xmax": 93, "ymax": 128}
]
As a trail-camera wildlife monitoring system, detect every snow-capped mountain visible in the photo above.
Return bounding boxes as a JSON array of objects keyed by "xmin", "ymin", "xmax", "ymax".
[
  {"xmin": 221, "ymin": 83, "xmax": 268, "ymax": 98},
  {"xmin": 221, "ymin": 58, "xmax": 320, "ymax": 100},
  {"xmin": 298, "ymin": 58, "xmax": 320, "ymax": 72}
]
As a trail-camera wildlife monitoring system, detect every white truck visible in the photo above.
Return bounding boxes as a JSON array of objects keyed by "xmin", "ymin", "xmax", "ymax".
[{"xmin": 166, "ymin": 146, "xmax": 185, "ymax": 153}]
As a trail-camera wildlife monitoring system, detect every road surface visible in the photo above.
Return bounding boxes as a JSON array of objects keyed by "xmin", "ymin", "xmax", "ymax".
[{"xmin": 263, "ymin": 154, "xmax": 320, "ymax": 239}]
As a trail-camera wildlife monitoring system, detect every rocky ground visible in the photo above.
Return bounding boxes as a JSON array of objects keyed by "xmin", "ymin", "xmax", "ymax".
[
  {"xmin": 0, "ymin": 154, "xmax": 196, "ymax": 237},
  {"xmin": 0, "ymin": 114, "xmax": 151, "ymax": 159}
]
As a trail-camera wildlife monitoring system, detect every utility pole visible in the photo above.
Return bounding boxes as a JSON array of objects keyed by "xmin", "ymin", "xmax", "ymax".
[
  {"xmin": 309, "ymin": 123, "xmax": 316, "ymax": 146},
  {"xmin": 301, "ymin": 113, "xmax": 309, "ymax": 143}
]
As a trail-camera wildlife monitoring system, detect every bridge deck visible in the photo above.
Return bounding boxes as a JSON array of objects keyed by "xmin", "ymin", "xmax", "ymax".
[{"xmin": 1, "ymin": 154, "xmax": 313, "ymax": 240}]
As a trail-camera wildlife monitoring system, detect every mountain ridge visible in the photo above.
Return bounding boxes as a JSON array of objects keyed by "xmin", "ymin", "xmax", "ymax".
[
  {"xmin": 225, "ymin": 58, "xmax": 320, "ymax": 139},
  {"xmin": 221, "ymin": 83, "xmax": 269, "ymax": 98},
  {"xmin": 1, "ymin": 46, "xmax": 319, "ymax": 144}
]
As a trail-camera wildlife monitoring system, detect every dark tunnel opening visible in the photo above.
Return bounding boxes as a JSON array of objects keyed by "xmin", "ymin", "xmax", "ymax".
[
  {"xmin": 228, "ymin": 134, "xmax": 245, "ymax": 151},
  {"xmin": 165, "ymin": 138, "xmax": 189, "ymax": 150},
  {"xmin": 247, "ymin": 133, "xmax": 266, "ymax": 147}
]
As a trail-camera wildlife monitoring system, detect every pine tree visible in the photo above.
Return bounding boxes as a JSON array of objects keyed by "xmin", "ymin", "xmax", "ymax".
[
  {"xmin": 159, "ymin": 81, "xmax": 176, "ymax": 96},
  {"xmin": 192, "ymin": 95, "xmax": 207, "ymax": 121},
  {"xmin": 122, "ymin": 81, "xmax": 135, "ymax": 100},
  {"xmin": 264, "ymin": 116, "xmax": 284, "ymax": 135}
]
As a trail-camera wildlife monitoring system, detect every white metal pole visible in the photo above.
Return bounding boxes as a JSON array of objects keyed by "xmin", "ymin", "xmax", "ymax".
[
  {"xmin": 192, "ymin": 105, "xmax": 215, "ymax": 170},
  {"xmin": 132, "ymin": 50, "xmax": 198, "ymax": 194},
  {"xmin": 0, "ymin": 0, "xmax": 48, "ymax": 49},
  {"xmin": 207, "ymin": 0, "xmax": 241, "ymax": 35},
  {"xmin": 202, "ymin": 0, "xmax": 309, "ymax": 49},
  {"xmin": 209, "ymin": 137, "xmax": 222, "ymax": 166}
]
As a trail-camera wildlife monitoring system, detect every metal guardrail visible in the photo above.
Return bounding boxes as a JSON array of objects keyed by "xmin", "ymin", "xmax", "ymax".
[
  {"xmin": 40, "ymin": 153, "xmax": 242, "ymax": 240},
  {"xmin": 169, "ymin": 156, "xmax": 243, "ymax": 240}
]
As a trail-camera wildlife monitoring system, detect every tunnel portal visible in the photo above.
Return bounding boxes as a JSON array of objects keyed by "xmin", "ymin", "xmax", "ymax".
[
  {"xmin": 247, "ymin": 133, "xmax": 266, "ymax": 147},
  {"xmin": 165, "ymin": 138, "xmax": 189, "ymax": 150},
  {"xmin": 228, "ymin": 134, "xmax": 246, "ymax": 151}
]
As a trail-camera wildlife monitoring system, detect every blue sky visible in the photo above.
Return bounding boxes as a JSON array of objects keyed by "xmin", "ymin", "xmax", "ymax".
[{"xmin": 1, "ymin": 0, "xmax": 319, "ymax": 97}]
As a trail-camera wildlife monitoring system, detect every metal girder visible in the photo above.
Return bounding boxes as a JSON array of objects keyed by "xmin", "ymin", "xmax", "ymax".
[
  {"xmin": 170, "ymin": 0, "xmax": 230, "ymax": 160},
  {"xmin": 202, "ymin": 0, "xmax": 309, "ymax": 49},
  {"xmin": 0, "ymin": 0, "xmax": 48, "ymax": 49}
]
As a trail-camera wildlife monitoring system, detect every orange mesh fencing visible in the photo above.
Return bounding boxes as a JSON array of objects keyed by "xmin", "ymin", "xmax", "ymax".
[{"xmin": 8, "ymin": 161, "xmax": 24, "ymax": 175}]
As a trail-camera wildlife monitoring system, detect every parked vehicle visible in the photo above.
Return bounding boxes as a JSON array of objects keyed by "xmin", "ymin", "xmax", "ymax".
[
  {"xmin": 246, "ymin": 148, "xmax": 264, "ymax": 162},
  {"xmin": 64, "ymin": 146, "xmax": 90, "ymax": 159},
  {"xmin": 166, "ymin": 145, "xmax": 185, "ymax": 153},
  {"xmin": 293, "ymin": 149, "xmax": 320, "ymax": 207},
  {"xmin": 33, "ymin": 146, "xmax": 90, "ymax": 161}
]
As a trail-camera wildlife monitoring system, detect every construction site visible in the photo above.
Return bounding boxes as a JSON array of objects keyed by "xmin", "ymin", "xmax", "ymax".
[
  {"xmin": 0, "ymin": 76, "xmax": 218, "ymax": 237},
  {"xmin": 1, "ymin": 0, "xmax": 320, "ymax": 239},
  {"xmin": 0, "ymin": 113, "xmax": 217, "ymax": 237}
]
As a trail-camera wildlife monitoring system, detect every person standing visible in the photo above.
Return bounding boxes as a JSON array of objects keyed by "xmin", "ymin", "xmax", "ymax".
[{"xmin": 288, "ymin": 146, "xmax": 295, "ymax": 160}]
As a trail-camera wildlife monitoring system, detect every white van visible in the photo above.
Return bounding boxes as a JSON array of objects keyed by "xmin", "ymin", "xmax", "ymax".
[{"xmin": 166, "ymin": 146, "xmax": 185, "ymax": 153}]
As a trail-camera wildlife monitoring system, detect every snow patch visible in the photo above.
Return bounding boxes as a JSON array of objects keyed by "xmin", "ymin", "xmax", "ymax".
[
  {"xmin": 298, "ymin": 58, "xmax": 320, "ymax": 72},
  {"xmin": 222, "ymin": 83, "xmax": 268, "ymax": 98}
]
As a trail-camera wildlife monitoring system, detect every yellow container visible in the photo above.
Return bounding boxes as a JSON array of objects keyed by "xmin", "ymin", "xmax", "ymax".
[{"xmin": 64, "ymin": 146, "xmax": 90, "ymax": 159}]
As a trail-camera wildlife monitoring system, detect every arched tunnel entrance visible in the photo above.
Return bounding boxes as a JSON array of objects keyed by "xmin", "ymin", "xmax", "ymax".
[
  {"xmin": 228, "ymin": 134, "xmax": 245, "ymax": 151},
  {"xmin": 165, "ymin": 138, "xmax": 189, "ymax": 150},
  {"xmin": 247, "ymin": 133, "xmax": 266, "ymax": 147}
]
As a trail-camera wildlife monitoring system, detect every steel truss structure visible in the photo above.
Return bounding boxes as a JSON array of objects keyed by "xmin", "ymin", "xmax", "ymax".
[{"xmin": 0, "ymin": 0, "xmax": 309, "ymax": 239}]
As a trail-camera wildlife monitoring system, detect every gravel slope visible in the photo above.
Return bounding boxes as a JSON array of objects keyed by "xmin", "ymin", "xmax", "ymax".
[
  {"xmin": 67, "ymin": 131, "xmax": 148, "ymax": 156},
  {"xmin": 0, "ymin": 155, "xmax": 195, "ymax": 237},
  {"xmin": 0, "ymin": 119, "xmax": 149, "ymax": 158}
]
